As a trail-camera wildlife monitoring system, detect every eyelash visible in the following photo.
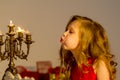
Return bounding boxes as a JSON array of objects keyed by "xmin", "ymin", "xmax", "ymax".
[
  {"xmin": 69, "ymin": 30, "xmax": 74, "ymax": 33},
  {"xmin": 66, "ymin": 28, "xmax": 74, "ymax": 33}
]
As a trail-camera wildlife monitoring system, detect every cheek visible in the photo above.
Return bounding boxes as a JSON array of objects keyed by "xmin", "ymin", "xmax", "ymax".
[
  {"xmin": 70, "ymin": 38, "xmax": 79, "ymax": 48},
  {"xmin": 64, "ymin": 37, "xmax": 79, "ymax": 50}
]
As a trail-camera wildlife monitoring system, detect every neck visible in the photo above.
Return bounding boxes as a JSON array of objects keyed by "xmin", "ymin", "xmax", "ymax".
[
  {"xmin": 71, "ymin": 49, "xmax": 88, "ymax": 65},
  {"xmin": 71, "ymin": 49, "xmax": 80, "ymax": 63}
]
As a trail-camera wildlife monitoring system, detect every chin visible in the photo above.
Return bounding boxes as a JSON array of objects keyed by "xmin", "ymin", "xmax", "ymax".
[{"xmin": 62, "ymin": 45, "xmax": 70, "ymax": 50}]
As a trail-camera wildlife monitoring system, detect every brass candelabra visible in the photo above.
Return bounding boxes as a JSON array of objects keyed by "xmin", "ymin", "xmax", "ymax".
[{"xmin": 0, "ymin": 21, "xmax": 34, "ymax": 79}]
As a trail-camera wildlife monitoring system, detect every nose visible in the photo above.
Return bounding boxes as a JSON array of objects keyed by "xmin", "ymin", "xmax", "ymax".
[
  {"xmin": 62, "ymin": 31, "xmax": 67, "ymax": 38},
  {"xmin": 60, "ymin": 31, "xmax": 67, "ymax": 43}
]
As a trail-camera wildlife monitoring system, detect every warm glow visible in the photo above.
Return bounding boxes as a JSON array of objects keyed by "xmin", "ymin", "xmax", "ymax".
[
  {"xmin": 10, "ymin": 20, "xmax": 12, "ymax": 24},
  {"xmin": 9, "ymin": 20, "xmax": 14, "ymax": 26},
  {"xmin": 17, "ymin": 27, "xmax": 24, "ymax": 32},
  {"xmin": 25, "ymin": 30, "xmax": 30, "ymax": 34}
]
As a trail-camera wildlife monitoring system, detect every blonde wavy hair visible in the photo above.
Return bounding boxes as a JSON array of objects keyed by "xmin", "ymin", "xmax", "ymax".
[{"xmin": 59, "ymin": 15, "xmax": 117, "ymax": 80}]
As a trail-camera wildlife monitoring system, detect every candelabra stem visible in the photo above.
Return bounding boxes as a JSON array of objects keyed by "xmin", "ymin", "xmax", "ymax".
[
  {"xmin": 2, "ymin": 34, "xmax": 17, "ymax": 80},
  {"xmin": 7, "ymin": 34, "xmax": 17, "ymax": 74}
]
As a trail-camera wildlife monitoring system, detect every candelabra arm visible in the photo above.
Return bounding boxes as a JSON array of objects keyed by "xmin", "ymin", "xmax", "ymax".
[
  {"xmin": 0, "ymin": 37, "xmax": 10, "ymax": 60},
  {"xmin": 17, "ymin": 43, "xmax": 31, "ymax": 60},
  {"xmin": 27, "ymin": 43, "xmax": 30, "ymax": 56},
  {"xmin": 24, "ymin": 40, "xmax": 34, "ymax": 59}
]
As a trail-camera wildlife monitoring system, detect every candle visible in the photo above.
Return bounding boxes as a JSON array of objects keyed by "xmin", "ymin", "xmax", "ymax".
[
  {"xmin": 18, "ymin": 32, "xmax": 23, "ymax": 38},
  {"xmin": 26, "ymin": 34, "xmax": 31, "ymax": 41},
  {"xmin": 17, "ymin": 27, "xmax": 24, "ymax": 38},
  {"xmin": 8, "ymin": 20, "xmax": 15, "ymax": 33},
  {"xmin": 26, "ymin": 30, "xmax": 31, "ymax": 41}
]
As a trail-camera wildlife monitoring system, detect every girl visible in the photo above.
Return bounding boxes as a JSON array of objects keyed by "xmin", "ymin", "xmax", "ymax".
[{"xmin": 60, "ymin": 15, "xmax": 117, "ymax": 80}]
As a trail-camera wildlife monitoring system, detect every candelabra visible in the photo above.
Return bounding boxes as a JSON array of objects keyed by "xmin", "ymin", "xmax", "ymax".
[{"xmin": 0, "ymin": 21, "xmax": 34, "ymax": 79}]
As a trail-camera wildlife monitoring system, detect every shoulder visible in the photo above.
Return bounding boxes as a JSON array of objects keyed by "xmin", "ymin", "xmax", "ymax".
[
  {"xmin": 93, "ymin": 59, "xmax": 110, "ymax": 80},
  {"xmin": 94, "ymin": 59, "xmax": 106, "ymax": 68}
]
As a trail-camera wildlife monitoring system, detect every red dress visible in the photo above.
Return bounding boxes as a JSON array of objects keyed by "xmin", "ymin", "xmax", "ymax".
[{"xmin": 71, "ymin": 59, "xmax": 97, "ymax": 80}]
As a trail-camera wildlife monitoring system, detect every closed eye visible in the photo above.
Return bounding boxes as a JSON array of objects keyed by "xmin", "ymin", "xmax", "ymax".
[{"xmin": 69, "ymin": 30, "xmax": 74, "ymax": 33}]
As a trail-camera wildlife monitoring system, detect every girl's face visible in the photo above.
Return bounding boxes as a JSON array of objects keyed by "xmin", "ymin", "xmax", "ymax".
[{"xmin": 60, "ymin": 21, "xmax": 80, "ymax": 51}]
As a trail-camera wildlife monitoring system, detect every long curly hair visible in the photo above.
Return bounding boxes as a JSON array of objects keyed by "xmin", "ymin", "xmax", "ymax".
[{"xmin": 59, "ymin": 15, "xmax": 117, "ymax": 80}]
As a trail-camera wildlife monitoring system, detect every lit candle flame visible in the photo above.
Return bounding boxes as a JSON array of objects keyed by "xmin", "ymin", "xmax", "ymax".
[
  {"xmin": 10, "ymin": 20, "xmax": 12, "ymax": 24},
  {"xmin": 9, "ymin": 20, "xmax": 14, "ymax": 26},
  {"xmin": 17, "ymin": 27, "xmax": 24, "ymax": 32},
  {"xmin": 26, "ymin": 30, "xmax": 30, "ymax": 35}
]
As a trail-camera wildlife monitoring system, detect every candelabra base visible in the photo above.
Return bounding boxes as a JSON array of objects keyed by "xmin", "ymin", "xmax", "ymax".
[{"xmin": 2, "ymin": 67, "xmax": 17, "ymax": 80}]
